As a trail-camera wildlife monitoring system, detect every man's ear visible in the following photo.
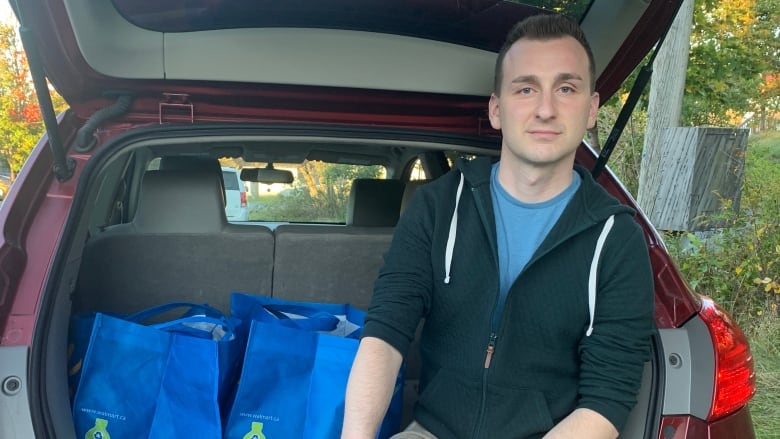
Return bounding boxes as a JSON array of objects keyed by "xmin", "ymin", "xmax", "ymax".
[
  {"xmin": 488, "ymin": 93, "xmax": 501, "ymax": 130},
  {"xmin": 587, "ymin": 92, "xmax": 600, "ymax": 129}
]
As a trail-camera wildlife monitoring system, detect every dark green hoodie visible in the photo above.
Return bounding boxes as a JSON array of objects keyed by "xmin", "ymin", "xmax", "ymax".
[{"xmin": 363, "ymin": 157, "xmax": 654, "ymax": 438}]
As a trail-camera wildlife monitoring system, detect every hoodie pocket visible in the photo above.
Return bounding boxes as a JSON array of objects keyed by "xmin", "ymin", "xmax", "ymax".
[
  {"xmin": 482, "ymin": 381, "xmax": 554, "ymax": 438},
  {"xmin": 416, "ymin": 369, "xmax": 554, "ymax": 438},
  {"xmin": 416, "ymin": 369, "xmax": 480, "ymax": 437}
]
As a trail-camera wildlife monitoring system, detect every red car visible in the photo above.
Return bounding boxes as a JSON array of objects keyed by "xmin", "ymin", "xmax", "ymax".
[{"xmin": 0, "ymin": 0, "xmax": 756, "ymax": 438}]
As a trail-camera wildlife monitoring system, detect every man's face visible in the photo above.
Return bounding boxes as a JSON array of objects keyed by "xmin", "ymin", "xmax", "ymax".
[{"xmin": 488, "ymin": 36, "xmax": 599, "ymax": 172}]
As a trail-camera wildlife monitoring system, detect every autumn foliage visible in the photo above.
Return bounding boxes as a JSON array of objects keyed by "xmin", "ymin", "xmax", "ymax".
[{"xmin": 0, "ymin": 20, "xmax": 54, "ymax": 178}]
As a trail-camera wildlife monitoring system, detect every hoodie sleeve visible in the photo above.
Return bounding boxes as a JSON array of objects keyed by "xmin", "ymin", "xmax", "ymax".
[
  {"xmin": 576, "ymin": 215, "xmax": 655, "ymax": 432},
  {"xmin": 362, "ymin": 184, "xmax": 435, "ymax": 358}
]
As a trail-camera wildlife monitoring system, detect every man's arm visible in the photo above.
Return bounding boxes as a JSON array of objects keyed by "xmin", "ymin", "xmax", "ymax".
[
  {"xmin": 342, "ymin": 336, "xmax": 403, "ymax": 439},
  {"xmin": 543, "ymin": 408, "xmax": 618, "ymax": 439}
]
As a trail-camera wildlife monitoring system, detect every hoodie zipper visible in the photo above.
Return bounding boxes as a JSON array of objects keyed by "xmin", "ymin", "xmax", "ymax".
[{"xmin": 470, "ymin": 186, "xmax": 502, "ymax": 439}]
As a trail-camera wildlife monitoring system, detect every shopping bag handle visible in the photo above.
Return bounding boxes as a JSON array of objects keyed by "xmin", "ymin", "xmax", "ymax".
[
  {"xmin": 126, "ymin": 302, "xmax": 225, "ymax": 323},
  {"xmin": 260, "ymin": 304, "xmax": 340, "ymax": 332},
  {"xmin": 152, "ymin": 316, "xmax": 236, "ymax": 341}
]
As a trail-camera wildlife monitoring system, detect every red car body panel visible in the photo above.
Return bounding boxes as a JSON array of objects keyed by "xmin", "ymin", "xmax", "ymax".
[{"xmin": 659, "ymin": 406, "xmax": 756, "ymax": 439}]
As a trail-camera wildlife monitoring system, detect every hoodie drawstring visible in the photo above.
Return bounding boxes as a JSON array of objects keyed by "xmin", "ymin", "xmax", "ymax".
[
  {"xmin": 444, "ymin": 173, "xmax": 465, "ymax": 284},
  {"xmin": 586, "ymin": 214, "xmax": 615, "ymax": 336}
]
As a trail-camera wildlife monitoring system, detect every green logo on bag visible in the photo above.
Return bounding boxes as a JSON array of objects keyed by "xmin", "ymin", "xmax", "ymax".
[
  {"xmin": 85, "ymin": 418, "xmax": 111, "ymax": 439},
  {"xmin": 243, "ymin": 421, "xmax": 267, "ymax": 439}
]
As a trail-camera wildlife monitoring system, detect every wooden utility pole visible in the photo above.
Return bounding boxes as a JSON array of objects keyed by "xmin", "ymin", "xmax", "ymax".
[
  {"xmin": 640, "ymin": 127, "xmax": 749, "ymax": 231},
  {"xmin": 637, "ymin": 0, "xmax": 694, "ymax": 215}
]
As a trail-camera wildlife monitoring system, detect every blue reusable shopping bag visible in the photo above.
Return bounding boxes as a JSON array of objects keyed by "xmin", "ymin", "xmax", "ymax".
[
  {"xmin": 125, "ymin": 302, "xmax": 245, "ymax": 409},
  {"xmin": 67, "ymin": 302, "xmax": 242, "ymax": 407},
  {"xmin": 72, "ymin": 309, "xmax": 240, "ymax": 439},
  {"xmin": 229, "ymin": 292, "xmax": 365, "ymax": 340},
  {"xmin": 67, "ymin": 312, "xmax": 102, "ymax": 402},
  {"xmin": 224, "ymin": 293, "xmax": 404, "ymax": 439}
]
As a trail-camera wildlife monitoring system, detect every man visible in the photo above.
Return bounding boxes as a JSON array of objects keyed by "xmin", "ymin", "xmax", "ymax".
[{"xmin": 342, "ymin": 13, "xmax": 654, "ymax": 439}]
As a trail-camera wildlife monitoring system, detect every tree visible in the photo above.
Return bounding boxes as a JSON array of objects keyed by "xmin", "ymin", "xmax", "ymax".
[
  {"xmin": 684, "ymin": 0, "xmax": 780, "ymax": 127},
  {"xmin": 0, "ymin": 22, "xmax": 38, "ymax": 177},
  {"xmin": 756, "ymin": 73, "xmax": 780, "ymax": 131},
  {"xmin": 0, "ymin": 21, "xmax": 66, "ymax": 178}
]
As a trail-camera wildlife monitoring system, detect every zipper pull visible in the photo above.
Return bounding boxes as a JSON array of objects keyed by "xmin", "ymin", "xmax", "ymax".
[{"xmin": 484, "ymin": 333, "xmax": 497, "ymax": 368}]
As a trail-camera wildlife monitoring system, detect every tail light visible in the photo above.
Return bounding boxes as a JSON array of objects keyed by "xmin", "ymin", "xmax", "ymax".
[
  {"xmin": 698, "ymin": 298, "xmax": 756, "ymax": 420},
  {"xmin": 240, "ymin": 191, "xmax": 247, "ymax": 207}
]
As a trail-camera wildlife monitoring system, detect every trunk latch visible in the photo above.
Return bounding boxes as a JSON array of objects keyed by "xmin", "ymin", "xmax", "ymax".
[{"xmin": 159, "ymin": 93, "xmax": 194, "ymax": 124}]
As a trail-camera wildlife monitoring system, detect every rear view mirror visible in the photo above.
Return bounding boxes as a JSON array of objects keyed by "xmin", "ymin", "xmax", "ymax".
[{"xmin": 240, "ymin": 166, "xmax": 294, "ymax": 184}]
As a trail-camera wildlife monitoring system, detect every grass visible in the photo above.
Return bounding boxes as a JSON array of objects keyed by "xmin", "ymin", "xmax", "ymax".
[
  {"xmin": 743, "ymin": 132, "xmax": 780, "ymax": 438},
  {"xmin": 747, "ymin": 130, "xmax": 780, "ymax": 161},
  {"xmin": 746, "ymin": 315, "xmax": 780, "ymax": 439}
]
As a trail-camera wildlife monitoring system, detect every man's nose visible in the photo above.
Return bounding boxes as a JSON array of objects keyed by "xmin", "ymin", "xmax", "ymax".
[{"xmin": 535, "ymin": 90, "xmax": 557, "ymax": 120}]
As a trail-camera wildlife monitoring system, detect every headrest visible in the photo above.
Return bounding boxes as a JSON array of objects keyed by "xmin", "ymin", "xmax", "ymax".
[
  {"xmin": 401, "ymin": 179, "xmax": 431, "ymax": 214},
  {"xmin": 133, "ymin": 170, "xmax": 227, "ymax": 233},
  {"xmin": 159, "ymin": 156, "xmax": 220, "ymax": 172},
  {"xmin": 347, "ymin": 179, "xmax": 405, "ymax": 227},
  {"xmin": 158, "ymin": 156, "xmax": 225, "ymax": 206}
]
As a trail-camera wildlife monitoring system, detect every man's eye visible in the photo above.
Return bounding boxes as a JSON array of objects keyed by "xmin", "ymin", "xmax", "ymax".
[
  {"xmin": 516, "ymin": 87, "xmax": 533, "ymax": 94},
  {"xmin": 559, "ymin": 86, "xmax": 574, "ymax": 93}
]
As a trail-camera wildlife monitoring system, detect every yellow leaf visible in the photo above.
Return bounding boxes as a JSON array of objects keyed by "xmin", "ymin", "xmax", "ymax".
[
  {"xmin": 735, "ymin": 266, "xmax": 743, "ymax": 275},
  {"xmin": 765, "ymin": 283, "xmax": 773, "ymax": 293}
]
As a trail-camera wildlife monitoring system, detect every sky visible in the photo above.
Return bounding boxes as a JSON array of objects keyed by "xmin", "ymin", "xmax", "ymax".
[{"xmin": 1, "ymin": 2, "xmax": 16, "ymax": 24}]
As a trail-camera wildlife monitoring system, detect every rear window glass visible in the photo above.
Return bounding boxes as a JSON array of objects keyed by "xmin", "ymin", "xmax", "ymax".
[
  {"xmin": 111, "ymin": 0, "xmax": 592, "ymax": 51},
  {"xmin": 246, "ymin": 161, "xmax": 385, "ymax": 224},
  {"xmin": 145, "ymin": 157, "xmax": 386, "ymax": 224}
]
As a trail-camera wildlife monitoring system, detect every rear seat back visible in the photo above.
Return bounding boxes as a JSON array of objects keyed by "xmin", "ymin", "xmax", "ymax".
[
  {"xmin": 76, "ymin": 168, "xmax": 274, "ymax": 316},
  {"xmin": 272, "ymin": 179, "xmax": 404, "ymax": 308},
  {"xmin": 272, "ymin": 225, "xmax": 394, "ymax": 310}
]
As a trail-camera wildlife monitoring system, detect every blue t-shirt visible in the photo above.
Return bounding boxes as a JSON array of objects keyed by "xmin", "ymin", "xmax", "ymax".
[{"xmin": 490, "ymin": 163, "xmax": 581, "ymax": 304}]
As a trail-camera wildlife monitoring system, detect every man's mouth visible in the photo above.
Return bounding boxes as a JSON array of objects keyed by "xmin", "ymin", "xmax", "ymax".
[{"xmin": 527, "ymin": 129, "xmax": 561, "ymax": 140}]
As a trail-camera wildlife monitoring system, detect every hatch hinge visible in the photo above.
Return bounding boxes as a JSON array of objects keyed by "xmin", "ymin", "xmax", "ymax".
[{"xmin": 159, "ymin": 93, "xmax": 194, "ymax": 124}]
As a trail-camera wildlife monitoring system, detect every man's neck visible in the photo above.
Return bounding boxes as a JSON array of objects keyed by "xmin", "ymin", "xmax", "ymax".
[{"xmin": 496, "ymin": 158, "xmax": 575, "ymax": 204}]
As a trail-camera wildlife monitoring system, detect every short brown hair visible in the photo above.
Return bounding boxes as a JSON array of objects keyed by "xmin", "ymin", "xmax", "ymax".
[{"xmin": 493, "ymin": 14, "xmax": 596, "ymax": 95}]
